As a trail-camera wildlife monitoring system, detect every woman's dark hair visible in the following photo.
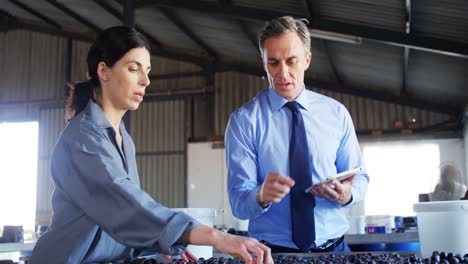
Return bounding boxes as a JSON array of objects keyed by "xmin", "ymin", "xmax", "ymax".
[{"xmin": 66, "ymin": 26, "xmax": 149, "ymax": 120}]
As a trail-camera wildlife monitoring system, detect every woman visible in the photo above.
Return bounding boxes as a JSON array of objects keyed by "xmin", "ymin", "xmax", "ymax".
[{"xmin": 29, "ymin": 26, "xmax": 272, "ymax": 264}]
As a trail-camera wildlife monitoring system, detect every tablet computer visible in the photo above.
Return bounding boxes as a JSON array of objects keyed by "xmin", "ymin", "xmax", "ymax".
[{"xmin": 304, "ymin": 167, "xmax": 362, "ymax": 193}]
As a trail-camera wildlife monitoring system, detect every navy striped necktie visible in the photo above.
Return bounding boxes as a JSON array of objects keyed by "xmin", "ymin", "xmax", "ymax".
[{"xmin": 285, "ymin": 101, "xmax": 316, "ymax": 252}]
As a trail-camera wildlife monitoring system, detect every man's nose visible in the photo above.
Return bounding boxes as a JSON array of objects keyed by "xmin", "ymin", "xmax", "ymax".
[{"xmin": 278, "ymin": 62, "xmax": 289, "ymax": 78}]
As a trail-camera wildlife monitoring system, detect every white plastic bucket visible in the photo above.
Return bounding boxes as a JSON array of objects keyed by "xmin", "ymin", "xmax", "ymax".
[
  {"xmin": 413, "ymin": 200, "xmax": 468, "ymax": 258},
  {"xmin": 172, "ymin": 208, "xmax": 216, "ymax": 259},
  {"xmin": 365, "ymin": 215, "xmax": 393, "ymax": 234}
]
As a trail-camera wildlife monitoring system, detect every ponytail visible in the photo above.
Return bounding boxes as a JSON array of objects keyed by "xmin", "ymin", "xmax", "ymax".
[{"xmin": 65, "ymin": 77, "xmax": 99, "ymax": 121}]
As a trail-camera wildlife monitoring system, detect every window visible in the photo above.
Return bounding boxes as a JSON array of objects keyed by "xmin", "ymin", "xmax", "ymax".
[
  {"xmin": 0, "ymin": 121, "xmax": 39, "ymax": 238},
  {"xmin": 362, "ymin": 141, "xmax": 440, "ymax": 216}
]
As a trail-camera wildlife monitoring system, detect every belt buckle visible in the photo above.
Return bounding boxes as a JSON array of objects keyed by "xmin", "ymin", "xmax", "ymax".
[
  {"xmin": 318, "ymin": 240, "xmax": 334, "ymax": 251},
  {"xmin": 312, "ymin": 237, "xmax": 340, "ymax": 252}
]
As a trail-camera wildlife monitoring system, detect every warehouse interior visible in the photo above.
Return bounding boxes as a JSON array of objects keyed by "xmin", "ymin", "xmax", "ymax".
[{"xmin": 1, "ymin": 0, "xmax": 468, "ymax": 262}]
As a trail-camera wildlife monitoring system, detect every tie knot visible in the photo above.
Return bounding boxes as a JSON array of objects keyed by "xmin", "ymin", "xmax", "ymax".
[{"xmin": 285, "ymin": 101, "xmax": 300, "ymax": 113}]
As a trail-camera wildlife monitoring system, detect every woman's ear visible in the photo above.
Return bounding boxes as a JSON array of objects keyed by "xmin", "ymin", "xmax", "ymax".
[{"xmin": 97, "ymin": 61, "xmax": 109, "ymax": 82}]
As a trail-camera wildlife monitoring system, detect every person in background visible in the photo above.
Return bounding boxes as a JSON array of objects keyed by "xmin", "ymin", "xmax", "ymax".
[
  {"xmin": 29, "ymin": 26, "xmax": 272, "ymax": 264},
  {"xmin": 225, "ymin": 16, "xmax": 369, "ymax": 253}
]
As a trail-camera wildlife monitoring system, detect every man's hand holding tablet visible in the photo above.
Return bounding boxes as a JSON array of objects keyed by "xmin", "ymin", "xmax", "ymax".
[
  {"xmin": 305, "ymin": 167, "xmax": 362, "ymax": 193},
  {"xmin": 305, "ymin": 167, "xmax": 362, "ymax": 205}
]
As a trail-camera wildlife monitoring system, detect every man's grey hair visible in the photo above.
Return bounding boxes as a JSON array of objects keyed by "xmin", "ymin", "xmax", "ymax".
[{"xmin": 258, "ymin": 16, "xmax": 311, "ymax": 57}]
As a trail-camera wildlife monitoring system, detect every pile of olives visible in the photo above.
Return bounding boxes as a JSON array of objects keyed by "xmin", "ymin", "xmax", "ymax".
[{"xmin": 124, "ymin": 251, "xmax": 468, "ymax": 264}]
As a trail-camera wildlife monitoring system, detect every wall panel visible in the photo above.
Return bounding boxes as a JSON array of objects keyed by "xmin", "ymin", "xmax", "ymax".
[
  {"xmin": 214, "ymin": 72, "xmax": 268, "ymax": 137},
  {"xmin": 0, "ymin": 30, "xmax": 67, "ymax": 103},
  {"xmin": 36, "ymin": 107, "xmax": 66, "ymax": 225},
  {"xmin": 131, "ymin": 99, "xmax": 187, "ymax": 208},
  {"xmin": 213, "ymin": 71, "xmax": 452, "ymax": 137}
]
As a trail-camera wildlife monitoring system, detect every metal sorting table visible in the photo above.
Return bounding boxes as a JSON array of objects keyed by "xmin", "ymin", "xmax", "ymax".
[
  {"xmin": 0, "ymin": 241, "xmax": 35, "ymax": 261},
  {"xmin": 344, "ymin": 232, "xmax": 419, "ymax": 244}
]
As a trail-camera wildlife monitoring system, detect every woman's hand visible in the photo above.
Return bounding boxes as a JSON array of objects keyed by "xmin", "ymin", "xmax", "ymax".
[
  {"xmin": 211, "ymin": 231, "xmax": 273, "ymax": 264},
  {"xmin": 180, "ymin": 225, "xmax": 273, "ymax": 264}
]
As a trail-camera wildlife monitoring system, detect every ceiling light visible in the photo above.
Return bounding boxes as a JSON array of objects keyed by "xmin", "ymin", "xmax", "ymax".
[{"xmin": 309, "ymin": 29, "xmax": 363, "ymax": 45}]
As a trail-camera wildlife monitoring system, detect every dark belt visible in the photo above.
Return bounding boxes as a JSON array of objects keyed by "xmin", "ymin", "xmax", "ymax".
[{"xmin": 262, "ymin": 236, "xmax": 345, "ymax": 253}]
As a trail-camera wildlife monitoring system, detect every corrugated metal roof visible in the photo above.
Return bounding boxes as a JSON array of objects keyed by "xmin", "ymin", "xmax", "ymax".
[
  {"xmin": 1, "ymin": 1, "xmax": 40, "ymax": 22},
  {"xmin": 248, "ymin": 20, "xmax": 266, "ymax": 35},
  {"xmin": 234, "ymin": 0, "xmax": 308, "ymax": 17},
  {"xmin": 408, "ymin": 49, "xmax": 468, "ymax": 105},
  {"xmin": 2, "ymin": 0, "xmax": 468, "ymax": 110},
  {"xmin": 2, "ymin": 0, "xmax": 467, "ymax": 113},
  {"xmin": 55, "ymin": 0, "xmax": 122, "ymax": 30},
  {"xmin": 135, "ymin": 8, "xmax": 202, "ymax": 52},
  {"xmin": 174, "ymin": 9, "xmax": 260, "ymax": 62},
  {"xmin": 412, "ymin": 0, "xmax": 468, "ymax": 43},
  {"xmin": 318, "ymin": 0, "xmax": 406, "ymax": 32},
  {"xmin": 15, "ymin": 0, "xmax": 88, "ymax": 31},
  {"xmin": 308, "ymin": 38, "xmax": 338, "ymax": 81},
  {"xmin": 325, "ymin": 41, "xmax": 403, "ymax": 94}
]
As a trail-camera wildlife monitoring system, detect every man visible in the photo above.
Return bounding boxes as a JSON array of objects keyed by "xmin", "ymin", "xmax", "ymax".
[{"xmin": 225, "ymin": 16, "xmax": 369, "ymax": 253}]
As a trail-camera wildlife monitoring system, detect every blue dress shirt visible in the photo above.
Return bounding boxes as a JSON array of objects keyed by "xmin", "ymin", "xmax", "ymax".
[
  {"xmin": 30, "ymin": 100, "xmax": 199, "ymax": 264},
  {"xmin": 225, "ymin": 87, "xmax": 369, "ymax": 249}
]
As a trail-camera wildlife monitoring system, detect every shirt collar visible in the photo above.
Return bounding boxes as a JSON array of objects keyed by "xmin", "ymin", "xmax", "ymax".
[
  {"xmin": 267, "ymin": 85, "xmax": 314, "ymax": 112},
  {"xmin": 84, "ymin": 99, "xmax": 113, "ymax": 129}
]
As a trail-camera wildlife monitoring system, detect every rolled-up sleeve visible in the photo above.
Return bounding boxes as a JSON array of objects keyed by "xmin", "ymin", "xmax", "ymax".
[
  {"xmin": 225, "ymin": 112, "xmax": 269, "ymax": 220},
  {"xmin": 52, "ymin": 124, "xmax": 198, "ymax": 255}
]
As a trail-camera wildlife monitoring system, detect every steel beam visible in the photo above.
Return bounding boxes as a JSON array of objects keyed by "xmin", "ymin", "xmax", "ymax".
[
  {"xmin": 159, "ymin": 7, "xmax": 217, "ymax": 58},
  {"xmin": 13, "ymin": 18, "xmax": 95, "ymax": 42},
  {"xmin": 6, "ymin": 15, "xmax": 206, "ymax": 66},
  {"xmin": 304, "ymin": 0, "xmax": 342, "ymax": 84},
  {"xmin": 8, "ymin": 0, "xmax": 61, "ymax": 29},
  {"xmin": 138, "ymin": 0, "xmax": 468, "ymax": 58},
  {"xmin": 94, "ymin": 0, "xmax": 163, "ymax": 48},
  {"xmin": 45, "ymin": 0, "xmax": 101, "ymax": 32},
  {"xmin": 401, "ymin": 0, "xmax": 412, "ymax": 95},
  {"xmin": 238, "ymin": 20, "xmax": 258, "ymax": 50},
  {"xmin": 4, "ymin": 14, "xmax": 462, "ymax": 116},
  {"xmin": 217, "ymin": 0, "xmax": 258, "ymax": 50}
]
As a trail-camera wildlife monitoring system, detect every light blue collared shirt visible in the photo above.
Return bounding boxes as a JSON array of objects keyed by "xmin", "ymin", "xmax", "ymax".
[
  {"xmin": 30, "ymin": 100, "xmax": 199, "ymax": 264},
  {"xmin": 225, "ymin": 87, "xmax": 369, "ymax": 248}
]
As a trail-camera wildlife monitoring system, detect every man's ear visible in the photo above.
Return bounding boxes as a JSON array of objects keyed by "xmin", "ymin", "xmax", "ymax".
[
  {"xmin": 97, "ymin": 61, "xmax": 109, "ymax": 82},
  {"xmin": 261, "ymin": 54, "xmax": 269, "ymax": 73},
  {"xmin": 304, "ymin": 52, "xmax": 312, "ymax": 71}
]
